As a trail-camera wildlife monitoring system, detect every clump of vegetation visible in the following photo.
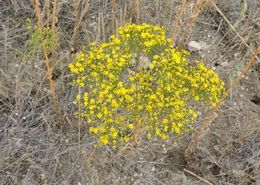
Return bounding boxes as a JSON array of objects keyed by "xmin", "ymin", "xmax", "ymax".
[
  {"xmin": 69, "ymin": 23, "xmax": 225, "ymax": 146},
  {"xmin": 26, "ymin": 18, "xmax": 58, "ymax": 54}
]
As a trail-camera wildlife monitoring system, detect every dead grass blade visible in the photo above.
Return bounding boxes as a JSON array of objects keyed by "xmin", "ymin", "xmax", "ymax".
[{"xmin": 171, "ymin": 0, "xmax": 188, "ymax": 42}]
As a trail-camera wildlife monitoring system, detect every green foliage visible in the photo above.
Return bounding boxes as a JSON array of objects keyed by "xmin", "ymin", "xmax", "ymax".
[
  {"xmin": 69, "ymin": 23, "xmax": 225, "ymax": 146},
  {"xmin": 26, "ymin": 18, "xmax": 58, "ymax": 54}
]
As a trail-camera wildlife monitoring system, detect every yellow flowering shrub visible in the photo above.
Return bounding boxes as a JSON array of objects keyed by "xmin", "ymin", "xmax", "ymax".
[{"xmin": 69, "ymin": 23, "xmax": 225, "ymax": 145}]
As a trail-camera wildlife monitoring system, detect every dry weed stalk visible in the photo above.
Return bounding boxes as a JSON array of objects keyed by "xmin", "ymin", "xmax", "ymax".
[
  {"xmin": 78, "ymin": 86, "xmax": 82, "ymax": 150},
  {"xmin": 111, "ymin": 0, "xmax": 116, "ymax": 34},
  {"xmin": 71, "ymin": 0, "xmax": 81, "ymax": 49},
  {"xmin": 171, "ymin": 0, "xmax": 209, "ymax": 46},
  {"xmin": 72, "ymin": 0, "xmax": 81, "ymax": 18},
  {"xmin": 100, "ymin": 10, "xmax": 105, "ymax": 41},
  {"xmin": 210, "ymin": 0, "xmax": 259, "ymax": 58},
  {"xmin": 96, "ymin": 10, "xmax": 101, "ymax": 42},
  {"xmin": 171, "ymin": 0, "xmax": 188, "ymax": 42},
  {"xmin": 51, "ymin": 0, "xmax": 58, "ymax": 34},
  {"xmin": 179, "ymin": 0, "xmax": 209, "ymax": 45},
  {"xmin": 129, "ymin": 0, "xmax": 140, "ymax": 23},
  {"xmin": 184, "ymin": 168, "xmax": 214, "ymax": 185},
  {"xmin": 71, "ymin": 0, "xmax": 90, "ymax": 50},
  {"xmin": 116, "ymin": 2, "xmax": 128, "ymax": 28},
  {"xmin": 34, "ymin": 0, "xmax": 62, "ymax": 127},
  {"xmin": 119, "ymin": 3, "xmax": 127, "ymax": 27},
  {"xmin": 45, "ymin": 0, "xmax": 50, "ymax": 28}
]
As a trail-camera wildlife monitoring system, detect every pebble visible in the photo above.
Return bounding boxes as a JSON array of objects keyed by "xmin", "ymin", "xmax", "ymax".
[
  {"xmin": 188, "ymin": 41, "xmax": 202, "ymax": 52},
  {"xmin": 220, "ymin": 62, "xmax": 229, "ymax": 67}
]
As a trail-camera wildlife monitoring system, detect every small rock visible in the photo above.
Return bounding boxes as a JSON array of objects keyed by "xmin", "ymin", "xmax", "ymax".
[
  {"xmin": 220, "ymin": 62, "xmax": 229, "ymax": 67},
  {"xmin": 89, "ymin": 22, "xmax": 97, "ymax": 28},
  {"xmin": 188, "ymin": 41, "xmax": 202, "ymax": 52},
  {"xmin": 139, "ymin": 56, "xmax": 151, "ymax": 69},
  {"xmin": 199, "ymin": 41, "xmax": 207, "ymax": 49},
  {"xmin": 214, "ymin": 145, "xmax": 219, "ymax": 151},
  {"xmin": 172, "ymin": 142, "xmax": 178, "ymax": 148},
  {"xmin": 188, "ymin": 41, "xmax": 208, "ymax": 52},
  {"xmin": 40, "ymin": 174, "xmax": 46, "ymax": 180},
  {"xmin": 232, "ymin": 169, "xmax": 244, "ymax": 177}
]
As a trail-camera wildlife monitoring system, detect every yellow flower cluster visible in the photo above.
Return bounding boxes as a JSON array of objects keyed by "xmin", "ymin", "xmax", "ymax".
[
  {"xmin": 69, "ymin": 23, "xmax": 225, "ymax": 145},
  {"xmin": 117, "ymin": 24, "xmax": 170, "ymax": 52},
  {"xmin": 189, "ymin": 63, "xmax": 225, "ymax": 107}
]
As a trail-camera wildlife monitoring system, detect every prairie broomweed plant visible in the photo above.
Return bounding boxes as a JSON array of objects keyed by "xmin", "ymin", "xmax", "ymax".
[{"xmin": 69, "ymin": 23, "xmax": 225, "ymax": 146}]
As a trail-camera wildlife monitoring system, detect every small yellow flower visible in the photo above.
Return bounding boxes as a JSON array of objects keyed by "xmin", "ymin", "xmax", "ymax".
[
  {"xmin": 162, "ymin": 118, "xmax": 169, "ymax": 124},
  {"xmin": 138, "ymin": 105, "xmax": 143, "ymax": 110},
  {"xmin": 76, "ymin": 94, "xmax": 81, "ymax": 100},
  {"xmin": 111, "ymin": 131, "xmax": 118, "ymax": 138},
  {"xmin": 150, "ymin": 94, "xmax": 157, "ymax": 100},
  {"xmin": 153, "ymin": 55, "xmax": 159, "ymax": 60},
  {"xmin": 125, "ymin": 95, "xmax": 134, "ymax": 102},
  {"xmin": 100, "ymin": 135, "xmax": 109, "ymax": 144},
  {"xmin": 147, "ymin": 132, "xmax": 151, "ymax": 139},
  {"xmin": 128, "ymin": 124, "xmax": 134, "ymax": 129},
  {"xmin": 97, "ymin": 113, "xmax": 102, "ymax": 119},
  {"xmin": 161, "ymin": 134, "xmax": 167, "ymax": 140},
  {"xmin": 124, "ymin": 136, "xmax": 130, "ymax": 142},
  {"xmin": 194, "ymin": 96, "xmax": 199, "ymax": 101},
  {"xmin": 89, "ymin": 127, "xmax": 98, "ymax": 134}
]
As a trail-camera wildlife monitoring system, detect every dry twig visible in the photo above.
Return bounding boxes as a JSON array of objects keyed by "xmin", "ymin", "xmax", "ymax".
[{"xmin": 184, "ymin": 168, "xmax": 214, "ymax": 185}]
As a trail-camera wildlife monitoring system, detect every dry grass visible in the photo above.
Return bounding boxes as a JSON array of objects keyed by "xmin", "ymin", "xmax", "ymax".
[{"xmin": 0, "ymin": 0, "xmax": 259, "ymax": 184}]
